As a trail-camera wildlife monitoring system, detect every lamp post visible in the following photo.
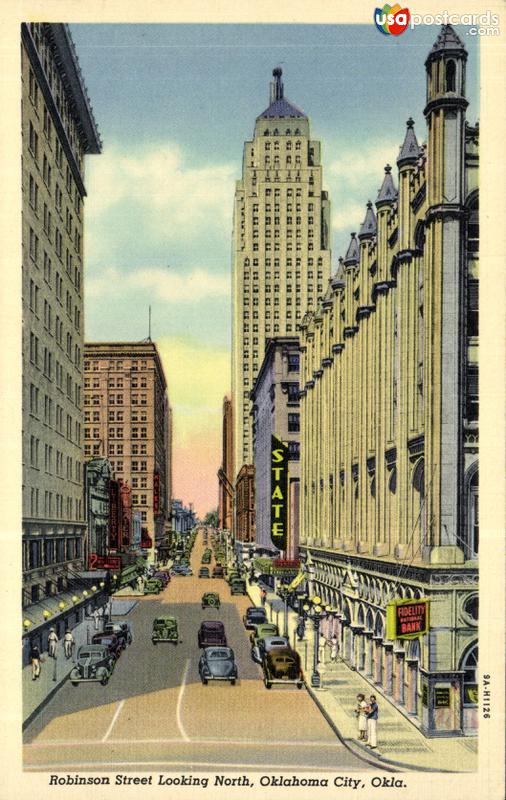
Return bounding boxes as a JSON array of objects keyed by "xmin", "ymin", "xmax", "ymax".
[
  {"xmin": 278, "ymin": 584, "xmax": 292, "ymax": 639},
  {"xmin": 303, "ymin": 596, "xmax": 328, "ymax": 688}
]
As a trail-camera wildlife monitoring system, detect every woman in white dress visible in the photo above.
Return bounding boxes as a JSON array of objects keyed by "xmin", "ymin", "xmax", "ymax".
[{"xmin": 355, "ymin": 693, "xmax": 368, "ymax": 741}]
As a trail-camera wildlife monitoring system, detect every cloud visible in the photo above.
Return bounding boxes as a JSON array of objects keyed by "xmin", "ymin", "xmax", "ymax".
[
  {"xmin": 86, "ymin": 266, "xmax": 230, "ymax": 303},
  {"xmin": 331, "ymin": 202, "xmax": 370, "ymax": 234},
  {"xmin": 328, "ymin": 142, "xmax": 399, "ymax": 189}
]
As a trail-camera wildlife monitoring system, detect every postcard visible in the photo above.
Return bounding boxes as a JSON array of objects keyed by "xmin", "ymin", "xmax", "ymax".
[{"xmin": 0, "ymin": 1, "xmax": 504, "ymax": 799}]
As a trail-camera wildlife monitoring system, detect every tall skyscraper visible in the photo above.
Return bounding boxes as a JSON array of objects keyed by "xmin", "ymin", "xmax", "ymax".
[
  {"xmin": 83, "ymin": 342, "xmax": 172, "ymax": 564},
  {"xmin": 22, "ymin": 23, "xmax": 101, "ymax": 614},
  {"xmin": 232, "ymin": 68, "xmax": 331, "ymax": 481}
]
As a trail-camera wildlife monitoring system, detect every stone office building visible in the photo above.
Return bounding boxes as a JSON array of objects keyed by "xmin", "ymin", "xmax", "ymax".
[
  {"xmin": 299, "ymin": 26, "xmax": 478, "ymax": 737},
  {"xmin": 83, "ymin": 342, "xmax": 172, "ymax": 563},
  {"xmin": 232, "ymin": 67, "xmax": 331, "ymax": 483},
  {"xmin": 218, "ymin": 396, "xmax": 234, "ymax": 533},
  {"xmin": 251, "ymin": 337, "xmax": 301, "ymax": 559},
  {"xmin": 21, "ymin": 23, "xmax": 101, "ymax": 632}
]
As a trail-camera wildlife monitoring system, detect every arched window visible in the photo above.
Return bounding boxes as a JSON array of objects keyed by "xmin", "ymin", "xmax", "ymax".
[
  {"xmin": 412, "ymin": 458, "xmax": 426, "ymax": 546},
  {"xmin": 460, "ymin": 642, "xmax": 478, "ymax": 706},
  {"xmin": 445, "ymin": 59, "xmax": 456, "ymax": 92},
  {"xmin": 388, "ymin": 467, "xmax": 397, "ymax": 494},
  {"xmin": 467, "ymin": 468, "xmax": 479, "ymax": 557}
]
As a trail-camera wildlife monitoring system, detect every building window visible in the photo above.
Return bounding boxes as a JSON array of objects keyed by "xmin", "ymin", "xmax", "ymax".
[
  {"xmin": 288, "ymin": 413, "xmax": 300, "ymax": 432},
  {"xmin": 460, "ymin": 642, "xmax": 478, "ymax": 706},
  {"xmin": 288, "ymin": 441, "xmax": 300, "ymax": 461},
  {"xmin": 287, "ymin": 353, "xmax": 299, "ymax": 372},
  {"xmin": 467, "ymin": 469, "xmax": 479, "ymax": 557}
]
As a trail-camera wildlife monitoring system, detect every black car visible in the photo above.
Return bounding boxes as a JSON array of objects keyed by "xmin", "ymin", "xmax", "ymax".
[
  {"xmin": 198, "ymin": 620, "xmax": 227, "ymax": 648},
  {"xmin": 199, "ymin": 647, "xmax": 237, "ymax": 685},
  {"xmin": 104, "ymin": 621, "xmax": 133, "ymax": 647},
  {"xmin": 243, "ymin": 606, "xmax": 268, "ymax": 629}
]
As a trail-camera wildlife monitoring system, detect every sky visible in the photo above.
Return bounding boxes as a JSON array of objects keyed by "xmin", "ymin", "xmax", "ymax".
[{"xmin": 70, "ymin": 23, "xmax": 479, "ymax": 517}]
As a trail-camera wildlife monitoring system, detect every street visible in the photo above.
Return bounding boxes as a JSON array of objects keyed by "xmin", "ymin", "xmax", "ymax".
[{"xmin": 23, "ymin": 532, "xmax": 373, "ymax": 772}]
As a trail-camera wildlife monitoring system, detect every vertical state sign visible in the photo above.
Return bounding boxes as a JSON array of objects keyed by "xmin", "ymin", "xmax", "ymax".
[{"xmin": 271, "ymin": 435, "xmax": 289, "ymax": 551}]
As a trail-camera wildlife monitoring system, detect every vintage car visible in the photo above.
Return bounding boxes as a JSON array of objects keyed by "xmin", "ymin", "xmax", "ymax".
[
  {"xmin": 249, "ymin": 622, "xmax": 279, "ymax": 645},
  {"xmin": 201, "ymin": 591, "xmax": 221, "ymax": 609},
  {"xmin": 103, "ymin": 621, "xmax": 133, "ymax": 647},
  {"xmin": 251, "ymin": 635, "xmax": 291, "ymax": 664},
  {"xmin": 262, "ymin": 648, "xmax": 304, "ymax": 689},
  {"xmin": 198, "ymin": 620, "xmax": 227, "ymax": 648},
  {"xmin": 151, "ymin": 615, "xmax": 180, "ymax": 644},
  {"xmin": 212, "ymin": 565, "xmax": 224, "ymax": 579},
  {"xmin": 70, "ymin": 644, "xmax": 116, "ymax": 686},
  {"xmin": 91, "ymin": 632, "xmax": 123, "ymax": 660},
  {"xmin": 230, "ymin": 578, "xmax": 247, "ymax": 595},
  {"xmin": 198, "ymin": 567, "xmax": 210, "ymax": 578},
  {"xmin": 144, "ymin": 577, "xmax": 163, "ymax": 594},
  {"xmin": 153, "ymin": 571, "xmax": 170, "ymax": 586},
  {"xmin": 199, "ymin": 647, "xmax": 238, "ymax": 685},
  {"xmin": 243, "ymin": 606, "xmax": 268, "ymax": 629}
]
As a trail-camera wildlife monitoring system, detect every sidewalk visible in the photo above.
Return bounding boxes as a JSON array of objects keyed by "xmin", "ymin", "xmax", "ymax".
[
  {"xmin": 22, "ymin": 598, "xmax": 138, "ymax": 729},
  {"xmin": 247, "ymin": 580, "xmax": 477, "ymax": 773}
]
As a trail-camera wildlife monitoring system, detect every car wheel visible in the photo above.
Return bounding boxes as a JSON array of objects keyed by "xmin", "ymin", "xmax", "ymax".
[
  {"xmin": 153, "ymin": 640, "xmax": 157, "ymax": 645},
  {"xmin": 265, "ymin": 680, "xmax": 272, "ymax": 690},
  {"xmin": 297, "ymin": 682, "xmax": 303, "ymax": 689},
  {"xmin": 231, "ymin": 679, "xmax": 236, "ymax": 686},
  {"xmin": 71, "ymin": 681, "xmax": 79, "ymax": 687},
  {"xmin": 202, "ymin": 678, "xmax": 208, "ymax": 685},
  {"xmin": 101, "ymin": 674, "xmax": 109, "ymax": 686}
]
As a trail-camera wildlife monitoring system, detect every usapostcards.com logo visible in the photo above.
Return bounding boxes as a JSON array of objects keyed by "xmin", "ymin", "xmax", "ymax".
[{"xmin": 375, "ymin": 4, "xmax": 411, "ymax": 35}]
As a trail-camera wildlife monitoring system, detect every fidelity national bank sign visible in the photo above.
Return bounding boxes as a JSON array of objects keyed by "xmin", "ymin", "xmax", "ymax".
[{"xmin": 270, "ymin": 435, "xmax": 289, "ymax": 551}]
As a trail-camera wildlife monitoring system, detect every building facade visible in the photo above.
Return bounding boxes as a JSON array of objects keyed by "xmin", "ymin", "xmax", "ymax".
[
  {"xmin": 218, "ymin": 396, "xmax": 234, "ymax": 532},
  {"xmin": 22, "ymin": 23, "xmax": 101, "ymax": 620},
  {"xmin": 235, "ymin": 465, "xmax": 256, "ymax": 545},
  {"xmin": 299, "ymin": 26, "xmax": 478, "ymax": 737},
  {"xmin": 251, "ymin": 337, "xmax": 301, "ymax": 558},
  {"xmin": 232, "ymin": 67, "xmax": 331, "ymax": 482},
  {"xmin": 171, "ymin": 499, "xmax": 196, "ymax": 535},
  {"xmin": 83, "ymin": 342, "xmax": 172, "ymax": 563},
  {"xmin": 85, "ymin": 458, "xmax": 111, "ymax": 563}
]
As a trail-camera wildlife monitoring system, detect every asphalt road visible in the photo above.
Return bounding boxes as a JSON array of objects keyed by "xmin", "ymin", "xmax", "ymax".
[{"xmin": 23, "ymin": 533, "xmax": 373, "ymax": 772}]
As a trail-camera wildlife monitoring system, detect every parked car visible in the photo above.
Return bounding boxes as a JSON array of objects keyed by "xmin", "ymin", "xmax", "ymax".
[
  {"xmin": 70, "ymin": 644, "xmax": 116, "ymax": 686},
  {"xmin": 199, "ymin": 567, "xmax": 210, "ymax": 578},
  {"xmin": 198, "ymin": 620, "xmax": 227, "ymax": 648},
  {"xmin": 91, "ymin": 632, "xmax": 123, "ymax": 660},
  {"xmin": 201, "ymin": 592, "xmax": 221, "ymax": 609},
  {"xmin": 230, "ymin": 578, "xmax": 247, "ymax": 595},
  {"xmin": 212, "ymin": 565, "xmax": 224, "ymax": 578},
  {"xmin": 249, "ymin": 622, "xmax": 279, "ymax": 645},
  {"xmin": 153, "ymin": 571, "xmax": 170, "ymax": 586},
  {"xmin": 252, "ymin": 635, "xmax": 291, "ymax": 664},
  {"xmin": 243, "ymin": 606, "xmax": 268, "ymax": 629},
  {"xmin": 152, "ymin": 615, "xmax": 180, "ymax": 644},
  {"xmin": 262, "ymin": 648, "xmax": 304, "ymax": 689},
  {"xmin": 199, "ymin": 647, "xmax": 238, "ymax": 685},
  {"xmin": 104, "ymin": 621, "xmax": 133, "ymax": 647},
  {"xmin": 144, "ymin": 578, "xmax": 163, "ymax": 594}
]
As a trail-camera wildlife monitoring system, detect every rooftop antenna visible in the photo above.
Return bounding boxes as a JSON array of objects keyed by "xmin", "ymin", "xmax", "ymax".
[{"xmin": 148, "ymin": 305, "xmax": 152, "ymax": 341}]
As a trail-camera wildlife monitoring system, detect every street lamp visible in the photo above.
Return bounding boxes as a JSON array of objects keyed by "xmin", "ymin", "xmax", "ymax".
[
  {"xmin": 278, "ymin": 584, "xmax": 291, "ymax": 638},
  {"xmin": 304, "ymin": 595, "xmax": 328, "ymax": 688}
]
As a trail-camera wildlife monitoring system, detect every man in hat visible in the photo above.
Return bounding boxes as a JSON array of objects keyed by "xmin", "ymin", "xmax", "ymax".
[{"xmin": 48, "ymin": 627, "xmax": 58, "ymax": 659}]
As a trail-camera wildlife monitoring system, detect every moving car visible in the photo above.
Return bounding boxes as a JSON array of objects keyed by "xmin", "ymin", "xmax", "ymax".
[
  {"xmin": 70, "ymin": 644, "xmax": 116, "ymax": 686},
  {"xmin": 249, "ymin": 622, "xmax": 279, "ymax": 645},
  {"xmin": 262, "ymin": 648, "xmax": 304, "ymax": 689},
  {"xmin": 104, "ymin": 621, "xmax": 133, "ymax": 647},
  {"xmin": 243, "ymin": 606, "xmax": 268, "ymax": 629},
  {"xmin": 152, "ymin": 615, "xmax": 180, "ymax": 644},
  {"xmin": 230, "ymin": 578, "xmax": 247, "ymax": 595},
  {"xmin": 198, "ymin": 620, "xmax": 227, "ymax": 648},
  {"xmin": 201, "ymin": 592, "xmax": 221, "ymax": 609},
  {"xmin": 199, "ymin": 647, "xmax": 238, "ymax": 685},
  {"xmin": 199, "ymin": 567, "xmax": 210, "ymax": 578},
  {"xmin": 153, "ymin": 571, "xmax": 170, "ymax": 586},
  {"xmin": 144, "ymin": 577, "xmax": 163, "ymax": 594},
  {"xmin": 251, "ymin": 635, "xmax": 291, "ymax": 664},
  {"xmin": 212, "ymin": 565, "xmax": 224, "ymax": 578},
  {"xmin": 91, "ymin": 632, "xmax": 123, "ymax": 660}
]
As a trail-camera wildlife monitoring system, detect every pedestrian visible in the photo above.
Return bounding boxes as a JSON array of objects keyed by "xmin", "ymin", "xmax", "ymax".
[
  {"xmin": 329, "ymin": 636, "xmax": 339, "ymax": 663},
  {"xmin": 92, "ymin": 608, "xmax": 100, "ymax": 630},
  {"xmin": 30, "ymin": 641, "xmax": 41, "ymax": 680},
  {"xmin": 296, "ymin": 617, "xmax": 305, "ymax": 641},
  {"xmin": 366, "ymin": 695, "xmax": 379, "ymax": 749},
  {"xmin": 64, "ymin": 629, "xmax": 75, "ymax": 659},
  {"xmin": 355, "ymin": 693, "xmax": 368, "ymax": 741},
  {"xmin": 48, "ymin": 627, "xmax": 59, "ymax": 659},
  {"xmin": 260, "ymin": 588, "xmax": 267, "ymax": 607}
]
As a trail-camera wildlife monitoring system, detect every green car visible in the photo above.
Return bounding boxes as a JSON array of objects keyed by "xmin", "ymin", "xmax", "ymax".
[
  {"xmin": 152, "ymin": 615, "xmax": 180, "ymax": 644},
  {"xmin": 230, "ymin": 578, "xmax": 247, "ymax": 595},
  {"xmin": 201, "ymin": 592, "xmax": 221, "ymax": 609},
  {"xmin": 249, "ymin": 622, "xmax": 279, "ymax": 645},
  {"xmin": 144, "ymin": 578, "xmax": 163, "ymax": 594}
]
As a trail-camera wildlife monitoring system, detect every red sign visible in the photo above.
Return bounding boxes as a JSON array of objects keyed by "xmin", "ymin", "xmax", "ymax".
[
  {"xmin": 109, "ymin": 481, "xmax": 119, "ymax": 548},
  {"xmin": 141, "ymin": 527, "xmax": 153, "ymax": 549},
  {"xmin": 273, "ymin": 559, "xmax": 300, "ymax": 569},
  {"xmin": 89, "ymin": 553, "xmax": 121, "ymax": 571},
  {"xmin": 153, "ymin": 471, "xmax": 160, "ymax": 515}
]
